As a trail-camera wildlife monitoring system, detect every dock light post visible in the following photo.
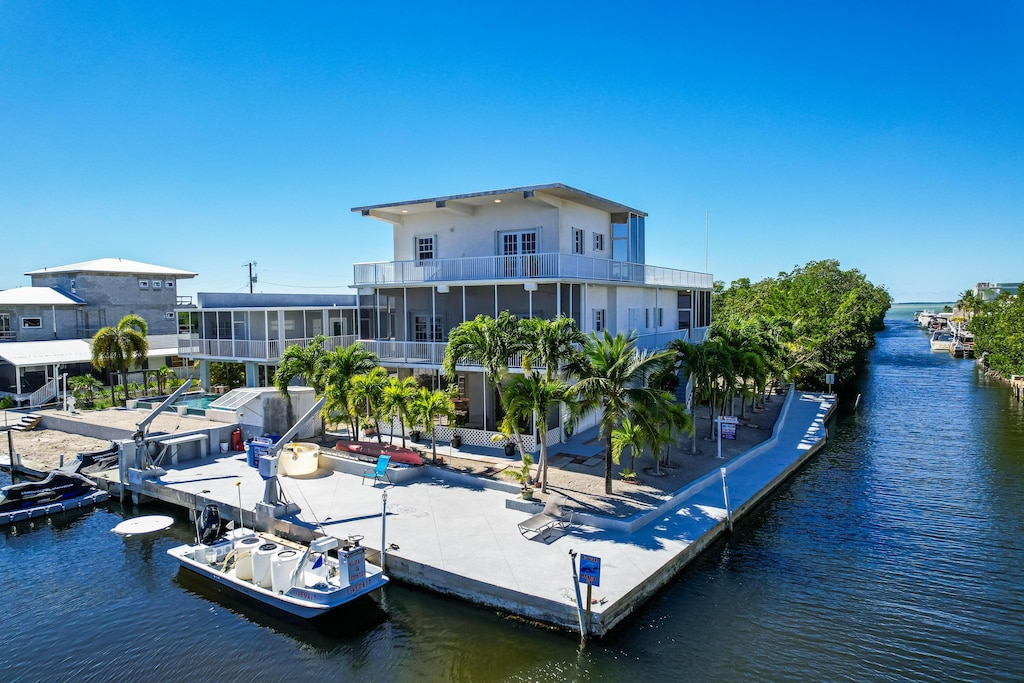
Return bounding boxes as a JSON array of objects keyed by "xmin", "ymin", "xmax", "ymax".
[
  {"xmin": 381, "ymin": 491, "xmax": 388, "ymax": 577},
  {"xmin": 715, "ymin": 417, "xmax": 723, "ymax": 459}
]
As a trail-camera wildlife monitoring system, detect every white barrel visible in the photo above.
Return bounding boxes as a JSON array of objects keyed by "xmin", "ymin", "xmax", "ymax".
[
  {"xmin": 252, "ymin": 542, "xmax": 279, "ymax": 588},
  {"xmin": 234, "ymin": 536, "xmax": 262, "ymax": 581},
  {"xmin": 271, "ymin": 549, "xmax": 302, "ymax": 594}
]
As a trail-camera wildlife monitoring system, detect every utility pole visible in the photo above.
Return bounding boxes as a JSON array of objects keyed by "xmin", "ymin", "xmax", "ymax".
[{"xmin": 245, "ymin": 261, "xmax": 257, "ymax": 293}]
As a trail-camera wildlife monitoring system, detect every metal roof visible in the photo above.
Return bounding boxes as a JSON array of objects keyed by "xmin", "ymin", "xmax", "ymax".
[
  {"xmin": 0, "ymin": 337, "xmax": 180, "ymax": 368},
  {"xmin": 351, "ymin": 183, "xmax": 647, "ymax": 219},
  {"xmin": 25, "ymin": 257, "xmax": 197, "ymax": 278},
  {"xmin": 0, "ymin": 286, "xmax": 86, "ymax": 306}
]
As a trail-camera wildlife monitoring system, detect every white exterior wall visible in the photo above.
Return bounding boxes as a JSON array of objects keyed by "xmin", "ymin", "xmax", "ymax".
[
  {"xmin": 393, "ymin": 203, "xmax": 557, "ymax": 260},
  {"xmin": 615, "ymin": 286, "xmax": 676, "ymax": 334},
  {"xmin": 557, "ymin": 198, "xmax": 612, "ymax": 260},
  {"xmin": 389, "ymin": 194, "xmax": 619, "ymax": 261}
]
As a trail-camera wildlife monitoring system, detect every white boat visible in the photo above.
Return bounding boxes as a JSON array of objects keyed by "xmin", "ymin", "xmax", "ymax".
[
  {"xmin": 167, "ymin": 506, "xmax": 387, "ymax": 619},
  {"xmin": 930, "ymin": 329, "xmax": 953, "ymax": 352}
]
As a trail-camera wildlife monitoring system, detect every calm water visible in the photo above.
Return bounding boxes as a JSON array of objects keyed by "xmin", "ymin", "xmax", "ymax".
[{"xmin": 3, "ymin": 305, "xmax": 1022, "ymax": 682}]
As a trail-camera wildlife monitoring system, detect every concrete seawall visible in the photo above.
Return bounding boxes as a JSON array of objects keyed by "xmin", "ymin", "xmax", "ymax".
[{"xmin": 94, "ymin": 388, "xmax": 835, "ymax": 637}]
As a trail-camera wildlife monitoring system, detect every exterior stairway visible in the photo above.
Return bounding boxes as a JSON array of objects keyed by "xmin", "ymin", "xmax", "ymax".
[{"xmin": 11, "ymin": 414, "xmax": 42, "ymax": 432}]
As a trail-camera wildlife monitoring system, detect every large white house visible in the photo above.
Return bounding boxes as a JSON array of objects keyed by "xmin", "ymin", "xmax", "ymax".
[{"xmin": 177, "ymin": 183, "xmax": 713, "ymax": 450}]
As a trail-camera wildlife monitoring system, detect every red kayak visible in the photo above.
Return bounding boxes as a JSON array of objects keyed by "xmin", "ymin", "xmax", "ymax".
[{"xmin": 334, "ymin": 440, "xmax": 423, "ymax": 466}]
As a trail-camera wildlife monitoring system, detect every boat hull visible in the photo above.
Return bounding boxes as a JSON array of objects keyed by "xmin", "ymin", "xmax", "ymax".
[{"xmin": 168, "ymin": 537, "xmax": 388, "ymax": 619}]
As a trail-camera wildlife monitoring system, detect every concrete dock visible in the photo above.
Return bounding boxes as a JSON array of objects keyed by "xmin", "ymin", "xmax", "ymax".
[{"xmin": 92, "ymin": 388, "xmax": 835, "ymax": 637}]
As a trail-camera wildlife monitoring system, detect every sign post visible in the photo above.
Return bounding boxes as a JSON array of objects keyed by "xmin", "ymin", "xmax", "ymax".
[
  {"xmin": 715, "ymin": 416, "xmax": 739, "ymax": 459},
  {"xmin": 579, "ymin": 553, "xmax": 601, "ymax": 631},
  {"xmin": 826, "ymin": 373, "xmax": 835, "ymax": 394}
]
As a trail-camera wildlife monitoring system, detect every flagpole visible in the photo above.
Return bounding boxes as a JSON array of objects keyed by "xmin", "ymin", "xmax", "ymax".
[{"xmin": 704, "ymin": 210, "xmax": 709, "ymax": 273}]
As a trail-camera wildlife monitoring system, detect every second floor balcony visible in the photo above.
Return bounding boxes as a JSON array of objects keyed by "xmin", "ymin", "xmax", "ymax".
[
  {"xmin": 353, "ymin": 253, "xmax": 713, "ymax": 290},
  {"xmin": 178, "ymin": 333, "xmax": 357, "ymax": 363}
]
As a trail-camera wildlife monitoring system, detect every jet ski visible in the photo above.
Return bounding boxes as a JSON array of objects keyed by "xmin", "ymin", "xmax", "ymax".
[{"xmin": 0, "ymin": 470, "xmax": 98, "ymax": 513}]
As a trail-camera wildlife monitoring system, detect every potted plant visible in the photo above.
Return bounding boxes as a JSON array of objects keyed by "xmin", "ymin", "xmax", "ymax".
[
  {"xmin": 503, "ymin": 453, "xmax": 535, "ymax": 500},
  {"xmin": 450, "ymin": 431, "xmax": 462, "ymax": 449}
]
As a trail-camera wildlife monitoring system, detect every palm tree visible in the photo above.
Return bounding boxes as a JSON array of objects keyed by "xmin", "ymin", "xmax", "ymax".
[
  {"xmin": 321, "ymin": 343, "xmax": 378, "ymax": 437},
  {"xmin": 611, "ymin": 416, "xmax": 645, "ymax": 476},
  {"xmin": 443, "ymin": 311, "xmax": 529, "ymax": 450},
  {"xmin": 274, "ymin": 335, "xmax": 330, "ymax": 396},
  {"xmin": 156, "ymin": 366, "xmax": 177, "ymax": 395},
  {"xmin": 637, "ymin": 398, "xmax": 693, "ymax": 474},
  {"xmin": 349, "ymin": 367, "xmax": 389, "ymax": 444},
  {"xmin": 669, "ymin": 339, "xmax": 711, "ymax": 455},
  {"xmin": 381, "ymin": 376, "xmax": 419, "ymax": 448},
  {"xmin": 570, "ymin": 331, "xmax": 674, "ymax": 495},
  {"xmin": 91, "ymin": 313, "xmax": 149, "ymax": 406},
  {"xmin": 411, "ymin": 387, "xmax": 457, "ymax": 464},
  {"xmin": 68, "ymin": 374, "xmax": 104, "ymax": 408},
  {"xmin": 499, "ymin": 372, "xmax": 577, "ymax": 493},
  {"xmin": 521, "ymin": 316, "xmax": 586, "ymax": 381}
]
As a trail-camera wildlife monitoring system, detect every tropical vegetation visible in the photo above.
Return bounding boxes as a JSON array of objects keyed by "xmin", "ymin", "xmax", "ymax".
[
  {"xmin": 90, "ymin": 313, "xmax": 150, "ymax": 406},
  {"xmin": 970, "ymin": 286, "xmax": 1024, "ymax": 377},
  {"xmin": 713, "ymin": 259, "xmax": 891, "ymax": 390}
]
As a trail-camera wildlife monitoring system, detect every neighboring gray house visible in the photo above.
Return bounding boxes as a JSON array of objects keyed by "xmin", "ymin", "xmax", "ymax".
[
  {"xmin": 25, "ymin": 257, "xmax": 197, "ymax": 337},
  {"xmin": 0, "ymin": 257, "xmax": 197, "ymax": 405}
]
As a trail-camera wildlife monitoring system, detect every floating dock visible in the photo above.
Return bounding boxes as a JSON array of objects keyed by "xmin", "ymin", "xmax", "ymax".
[
  {"xmin": 92, "ymin": 388, "xmax": 834, "ymax": 637},
  {"xmin": 1, "ymin": 489, "xmax": 110, "ymax": 526}
]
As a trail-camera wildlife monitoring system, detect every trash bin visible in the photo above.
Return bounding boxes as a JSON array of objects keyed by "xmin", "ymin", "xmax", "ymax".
[{"xmin": 245, "ymin": 441, "xmax": 255, "ymax": 468}]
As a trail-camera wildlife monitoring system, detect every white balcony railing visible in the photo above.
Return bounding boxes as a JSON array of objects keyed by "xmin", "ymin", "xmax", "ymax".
[
  {"xmin": 177, "ymin": 334, "xmax": 357, "ymax": 362},
  {"xmin": 353, "ymin": 252, "xmax": 713, "ymax": 289},
  {"xmin": 179, "ymin": 328, "xmax": 708, "ymax": 367}
]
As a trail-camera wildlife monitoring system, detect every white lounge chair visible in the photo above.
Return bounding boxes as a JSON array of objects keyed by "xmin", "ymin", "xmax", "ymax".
[{"xmin": 517, "ymin": 493, "xmax": 573, "ymax": 539}]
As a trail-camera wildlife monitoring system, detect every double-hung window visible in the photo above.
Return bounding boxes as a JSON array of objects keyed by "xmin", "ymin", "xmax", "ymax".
[
  {"xmin": 593, "ymin": 233, "xmax": 604, "ymax": 252},
  {"xmin": 593, "ymin": 309, "xmax": 606, "ymax": 333},
  {"xmin": 573, "ymin": 228, "xmax": 585, "ymax": 255}
]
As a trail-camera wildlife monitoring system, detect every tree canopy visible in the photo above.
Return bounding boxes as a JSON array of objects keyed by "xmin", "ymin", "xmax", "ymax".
[
  {"xmin": 971, "ymin": 287, "xmax": 1024, "ymax": 377},
  {"xmin": 713, "ymin": 260, "xmax": 891, "ymax": 389}
]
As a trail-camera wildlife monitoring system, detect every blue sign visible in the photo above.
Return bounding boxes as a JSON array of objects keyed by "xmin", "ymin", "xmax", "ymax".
[{"xmin": 579, "ymin": 554, "xmax": 601, "ymax": 587}]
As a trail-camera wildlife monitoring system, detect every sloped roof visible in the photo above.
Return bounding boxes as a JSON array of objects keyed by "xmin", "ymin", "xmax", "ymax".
[
  {"xmin": 25, "ymin": 257, "xmax": 197, "ymax": 278},
  {"xmin": 0, "ymin": 286, "xmax": 86, "ymax": 306},
  {"xmin": 0, "ymin": 336, "xmax": 180, "ymax": 368},
  {"xmin": 352, "ymin": 183, "xmax": 647, "ymax": 219}
]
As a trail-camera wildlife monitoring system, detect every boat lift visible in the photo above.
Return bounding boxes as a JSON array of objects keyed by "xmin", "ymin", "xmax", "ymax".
[{"xmin": 118, "ymin": 379, "xmax": 195, "ymax": 501}]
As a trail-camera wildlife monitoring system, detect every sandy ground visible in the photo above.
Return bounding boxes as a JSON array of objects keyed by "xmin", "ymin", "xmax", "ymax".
[
  {"xmin": 0, "ymin": 408, "xmax": 221, "ymax": 472},
  {"xmin": 435, "ymin": 394, "xmax": 784, "ymax": 518},
  {"xmin": 2, "ymin": 394, "xmax": 784, "ymax": 519}
]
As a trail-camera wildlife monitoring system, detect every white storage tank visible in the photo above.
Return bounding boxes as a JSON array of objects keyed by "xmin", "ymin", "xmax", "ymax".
[
  {"xmin": 234, "ymin": 536, "xmax": 262, "ymax": 582},
  {"xmin": 280, "ymin": 443, "xmax": 319, "ymax": 477},
  {"xmin": 271, "ymin": 549, "xmax": 302, "ymax": 594},
  {"xmin": 253, "ymin": 542, "xmax": 279, "ymax": 588}
]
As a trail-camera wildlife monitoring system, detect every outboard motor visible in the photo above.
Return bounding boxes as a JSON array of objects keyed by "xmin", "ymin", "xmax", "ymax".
[{"xmin": 197, "ymin": 504, "xmax": 222, "ymax": 544}]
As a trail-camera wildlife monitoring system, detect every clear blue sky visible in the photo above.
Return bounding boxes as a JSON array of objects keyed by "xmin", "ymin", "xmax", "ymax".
[{"xmin": 2, "ymin": 2, "xmax": 1021, "ymax": 303}]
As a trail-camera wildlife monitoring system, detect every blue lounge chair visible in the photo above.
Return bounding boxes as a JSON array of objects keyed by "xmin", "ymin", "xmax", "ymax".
[{"xmin": 362, "ymin": 455, "xmax": 392, "ymax": 486}]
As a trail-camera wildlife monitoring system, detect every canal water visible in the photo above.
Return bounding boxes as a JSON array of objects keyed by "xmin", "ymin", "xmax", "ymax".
[{"xmin": 2, "ymin": 305, "xmax": 1022, "ymax": 682}]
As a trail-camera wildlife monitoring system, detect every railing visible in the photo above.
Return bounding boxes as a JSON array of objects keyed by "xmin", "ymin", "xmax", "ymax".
[
  {"xmin": 28, "ymin": 378, "xmax": 60, "ymax": 407},
  {"xmin": 177, "ymin": 334, "xmax": 357, "ymax": 361},
  {"xmin": 353, "ymin": 252, "xmax": 713, "ymax": 289},
  {"xmin": 0, "ymin": 331, "xmax": 16, "ymax": 341},
  {"xmin": 376, "ymin": 416, "xmax": 541, "ymax": 453}
]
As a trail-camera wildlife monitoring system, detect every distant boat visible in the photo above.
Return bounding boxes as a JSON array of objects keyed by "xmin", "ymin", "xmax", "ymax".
[
  {"xmin": 167, "ymin": 505, "xmax": 388, "ymax": 619},
  {"xmin": 930, "ymin": 329, "xmax": 954, "ymax": 352}
]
